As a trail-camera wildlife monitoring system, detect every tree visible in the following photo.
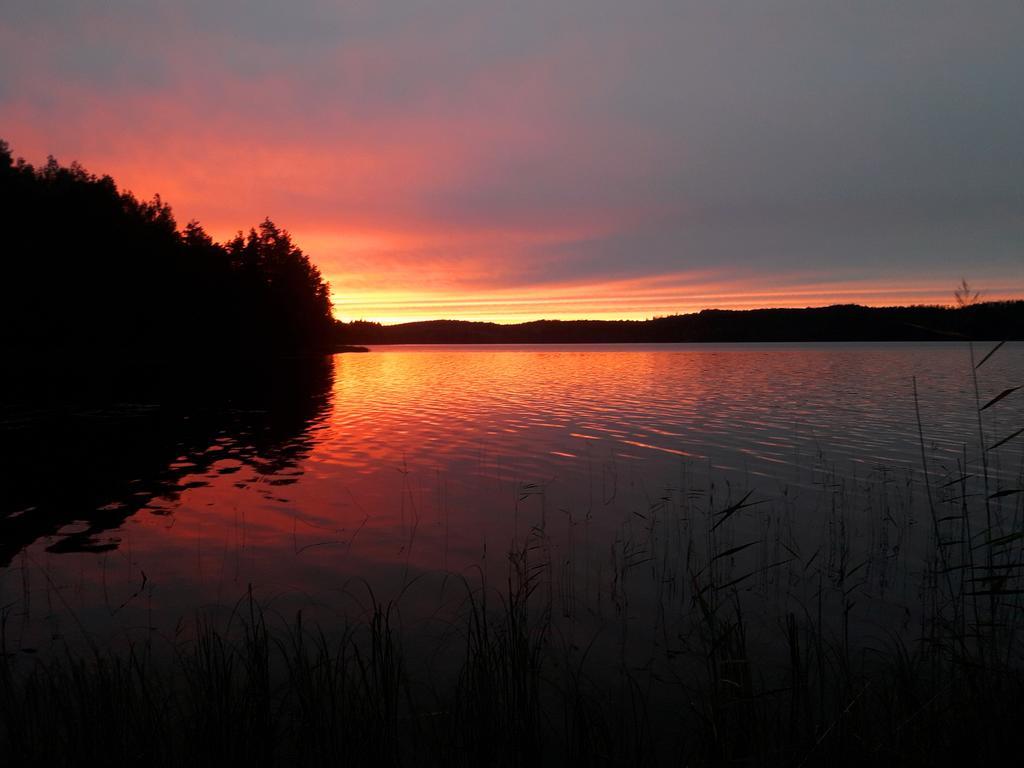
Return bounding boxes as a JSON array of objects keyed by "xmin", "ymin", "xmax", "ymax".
[{"xmin": 0, "ymin": 139, "xmax": 337, "ymax": 356}]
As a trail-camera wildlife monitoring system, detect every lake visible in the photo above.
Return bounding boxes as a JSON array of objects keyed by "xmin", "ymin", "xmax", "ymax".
[{"xmin": 2, "ymin": 342, "xmax": 1022, "ymax": 655}]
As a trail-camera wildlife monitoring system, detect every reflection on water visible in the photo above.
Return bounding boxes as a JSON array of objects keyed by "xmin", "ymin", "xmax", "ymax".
[
  {"xmin": 0, "ymin": 358, "xmax": 334, "ymax": 565},
  {"xmin": 1, "ymin": 343, "xmax": 1022, "ymax": 646}
]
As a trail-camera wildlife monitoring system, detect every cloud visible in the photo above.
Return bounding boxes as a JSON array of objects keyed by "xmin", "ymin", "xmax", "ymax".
[{"xmin": 2, "ymin": 1, "xmax": 1021, "ymax": 321}]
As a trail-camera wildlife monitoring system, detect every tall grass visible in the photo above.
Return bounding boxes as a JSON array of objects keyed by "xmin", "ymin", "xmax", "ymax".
[{"xmin": 1, "ymin": 341, "xmax": 1022, "ymax": 766}]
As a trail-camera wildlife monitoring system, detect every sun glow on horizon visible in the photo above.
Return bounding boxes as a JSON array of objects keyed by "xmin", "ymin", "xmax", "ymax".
[
  {"xmin": 328, "ymin": 278, "xmax": 1024, "ymax": 325},
  {"xmin": 6, "ymin": 125, "xmax": 1022, "ymax": 328}
]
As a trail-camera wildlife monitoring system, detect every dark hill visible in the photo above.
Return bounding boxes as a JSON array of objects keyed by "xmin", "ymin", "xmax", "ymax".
[{"xmin": 337, "ymin": 302, "xmax": 1024, "ymax": 345}]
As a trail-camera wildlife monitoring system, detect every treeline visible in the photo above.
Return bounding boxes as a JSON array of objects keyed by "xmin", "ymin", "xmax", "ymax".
[
  {"xmin": 338, "ymin": 302, "xmax": 1024, "ymax": 344},
  {"xmin": 0, "ymin": 140, "xmax": 335, "ymax": 358}
]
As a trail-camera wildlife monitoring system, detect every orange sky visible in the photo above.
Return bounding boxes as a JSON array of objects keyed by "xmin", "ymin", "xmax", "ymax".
[{"xmin": 2, "ymin": 2, "xmax": 1022, "ymax": 323}]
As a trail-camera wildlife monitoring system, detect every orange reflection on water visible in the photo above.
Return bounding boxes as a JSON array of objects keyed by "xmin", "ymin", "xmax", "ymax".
[{"xmin": 5, "ymin": 343, "xmax": 1023, "ymax": 646}]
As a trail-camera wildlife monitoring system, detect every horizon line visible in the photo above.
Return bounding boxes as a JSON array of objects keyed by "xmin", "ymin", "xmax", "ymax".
[{"xmin": 338, "ymin": 298, "xmax": 1022, "ymax": 327}]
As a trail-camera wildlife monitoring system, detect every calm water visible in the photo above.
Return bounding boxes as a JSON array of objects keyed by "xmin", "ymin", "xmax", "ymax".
[{"xmin": 2, "ymin": 343, "xmax": 1022, "ymax": 649}]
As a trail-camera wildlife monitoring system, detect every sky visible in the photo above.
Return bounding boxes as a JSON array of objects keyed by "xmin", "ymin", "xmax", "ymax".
[{"xmin": 2, "ymin": 1, "xmax": 1022, "ymax": 323}]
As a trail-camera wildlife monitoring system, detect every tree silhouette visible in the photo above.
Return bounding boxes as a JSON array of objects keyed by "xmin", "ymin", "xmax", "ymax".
[
  {"xmin": 0, "ymin": 140, "xmax": 336, "ymax": 358},
  {"xmin": 225, "ymin": 219, "xmax": 334, "ymax": 350}
]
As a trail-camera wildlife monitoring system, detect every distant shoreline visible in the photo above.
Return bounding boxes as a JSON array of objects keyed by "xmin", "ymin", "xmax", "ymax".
[
  {"xmin": 336, "ymin": 301, "xmax": 1024, "ymax": 346},
  {"xmin": 350, "ymin": 338, "xmax": 1015, "ymax": 346}
]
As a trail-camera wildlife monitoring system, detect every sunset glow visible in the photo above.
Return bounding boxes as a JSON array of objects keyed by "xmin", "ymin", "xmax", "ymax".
[
  {"xmin": 327, "ymin": 277, "xmax": 1024, "ymax": 325},
  {"xmin": 2, "ymin": 2, "xmax": 1022, "ymax": 323}
]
